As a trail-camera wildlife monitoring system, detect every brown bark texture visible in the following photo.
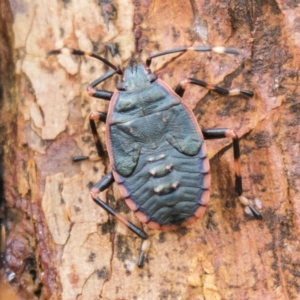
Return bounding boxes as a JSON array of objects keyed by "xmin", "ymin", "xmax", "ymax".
[{"xmin": 1, "ymin": 0, "xmax": 300, "ymax": 299}]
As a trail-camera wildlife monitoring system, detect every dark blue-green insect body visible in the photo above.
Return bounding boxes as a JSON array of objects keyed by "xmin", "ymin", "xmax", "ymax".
[{"xmin": 106, "ymin": 64, "xmax": 210, "ymax": 231}]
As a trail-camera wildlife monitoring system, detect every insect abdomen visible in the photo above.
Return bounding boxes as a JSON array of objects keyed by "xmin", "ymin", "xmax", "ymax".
[
  {"xmin": 110, "ymin": 102, "xmax": 211, "ymax": 230},
  {"xmin": 115, "ymin": 141, "xmax": 210, "ymax": 229}
]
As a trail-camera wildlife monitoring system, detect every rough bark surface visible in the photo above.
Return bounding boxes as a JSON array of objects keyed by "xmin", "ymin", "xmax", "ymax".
[{"xmin": 1, "ymin": 0, "xmax": 300, "ymax": 299}]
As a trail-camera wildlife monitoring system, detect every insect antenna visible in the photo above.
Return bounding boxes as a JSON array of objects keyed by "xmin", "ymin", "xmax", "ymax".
[
  {"xmin": 146, "ymin": 46, "xmax": 240, "ymax": 67},
  {"xmin": 48, "ymin": 47, "xmax": 123, "ymax": 75}
]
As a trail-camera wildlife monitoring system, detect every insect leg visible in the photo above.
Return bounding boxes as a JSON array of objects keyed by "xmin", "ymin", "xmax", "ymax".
[
  {"xmin": 202, "ymin": 129, "xmax": 262, "ymax": 218},
  {"xmin": 73, "ymin": 111, "xmax": 107, "ymax": 162},
  {"xmin": 87, "ymin": 69, "xmax": 116, "ymax": 100},
  {"xmin": 48, "ymin": 48, "xmax": 120, "ymax": 99},
  {"xmin": 74, "ymin": 69, "xmax": 119, "ymax": 161},
  {"xmin": 89, "ymin": 111, "xmax": 107, "ymax": 157},
  {"xmin": 91, "ymin": 172, "xmax": 147, "ymax": 239},
  {"xmin": 175, "ymin": 78, "xmax": 253, "ymax": 98},
  {"xmin": 80, "ymin": 68, "xmax": 122, "ymax": 161},
  {"xmin": 91, "ymin": 172, "xmax": 148, "ymax": 267}
]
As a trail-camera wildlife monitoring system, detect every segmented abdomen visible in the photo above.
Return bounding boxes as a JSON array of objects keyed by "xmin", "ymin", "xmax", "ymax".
[{"xmin": 113, "ymin": 141, "xmax": 210, "ymax": 230}]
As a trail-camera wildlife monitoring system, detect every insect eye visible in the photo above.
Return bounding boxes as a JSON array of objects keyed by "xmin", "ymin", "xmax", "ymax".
[
  {"xmin": 148, "ymin": 73, "xmax": 158, "ymax": 83},
  {"xmin": 117, "ymin": 82, "xmax": 127, "ymax": 91}
]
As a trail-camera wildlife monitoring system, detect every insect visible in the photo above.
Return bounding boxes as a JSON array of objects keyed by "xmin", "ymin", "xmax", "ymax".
[{"xmin": 48, "ymin": 45, "xmax": 261, "ymax": 267}]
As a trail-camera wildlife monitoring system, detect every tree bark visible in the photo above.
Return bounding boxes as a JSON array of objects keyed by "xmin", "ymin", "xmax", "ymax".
[{"xmin": 1, "ymin": 0, "xmax": 300, "ymax": 299}]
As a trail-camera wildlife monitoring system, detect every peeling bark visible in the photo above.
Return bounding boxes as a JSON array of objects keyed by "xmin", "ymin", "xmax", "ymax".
[{"xmin": 1, "ymin": 0, "xmax": 300, "ymax": 299}]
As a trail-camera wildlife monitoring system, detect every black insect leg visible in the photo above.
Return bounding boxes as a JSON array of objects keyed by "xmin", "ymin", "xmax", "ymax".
[
  {"xmin": 175, "ymin": 78, "xmax": 253, "ymax": 98},
  {"xmin": 73, "ymin": 111, "xmax": 108, "ymax": 162},
  {"xmin": 72, "ymin": 113, "xmax": 108, "ymax": 161},
  {"xmin": 48, "ymin": 48, "xmax": 122, "ymax": 100},
  {"xmin": 91, "ymin": 172, "xmax": 147, "ymax": 239},
  {"xmin": 87, "ymin": 68, "xmax": 116, "ymax": 100},
  {"xmin": 202, "ymin": 129, "xmax": 261, "ymax": 218},
  {"xmin": 91, "ymin": 172, "xmax": 148, "ymax": 267},
  {"xmin": 73, "ymin": 69, "xmax": 118, "ymax": 161}
]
